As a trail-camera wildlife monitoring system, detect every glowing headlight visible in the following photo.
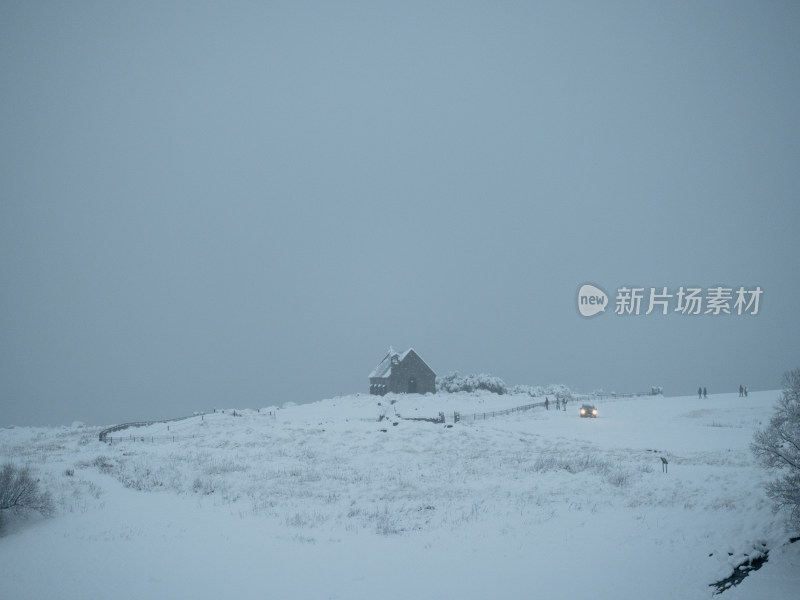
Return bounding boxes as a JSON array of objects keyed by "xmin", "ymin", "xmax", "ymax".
[
  {"xmin": 580, "ymin": 408, "xmax": 586, "ymax": 415},
  {"xmin": 592, "ymin": 409, "xmax": 598, "ymax": 416}
]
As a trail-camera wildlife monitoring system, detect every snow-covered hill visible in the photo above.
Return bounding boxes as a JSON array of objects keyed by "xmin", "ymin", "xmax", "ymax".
[{"xmin": 1, "ymin": 391, "xmax": 798, "ymax": 599}]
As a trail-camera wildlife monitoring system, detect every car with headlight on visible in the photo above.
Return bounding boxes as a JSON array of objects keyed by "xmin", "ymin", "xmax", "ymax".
[{"xmin": 579, "ymin": 404, "xmax": 598, "ymax": 418}]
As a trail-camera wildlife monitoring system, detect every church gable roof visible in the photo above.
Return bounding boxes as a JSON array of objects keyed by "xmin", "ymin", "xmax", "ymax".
[{"xmin": 368, "ymin": 347, "xmax": 415, "ymax": 379}]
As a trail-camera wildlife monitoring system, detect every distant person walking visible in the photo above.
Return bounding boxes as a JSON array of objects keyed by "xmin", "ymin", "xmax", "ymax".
[
  {"xmin": 703, "ymin": 387, "xmax": 707, "ymax": 399},
  {"xmin": 545, "ymin": 397, "xmax": 549, "ymax": 410},
  {"xmin": 744, "ymin": 386, "xmax": 748, "ymax": 397},
  {"xmin": 698, "ymin": 387, "xmax": 702, "ymax": 399},
  {"xmin": 739, "ymin": 385, "xmax": 744, "ymax": 397}
]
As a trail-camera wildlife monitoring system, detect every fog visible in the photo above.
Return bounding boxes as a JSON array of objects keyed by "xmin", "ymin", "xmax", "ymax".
[{"xmin": 2, "ymin": 1, "xmax": 798, "ymax": 426}]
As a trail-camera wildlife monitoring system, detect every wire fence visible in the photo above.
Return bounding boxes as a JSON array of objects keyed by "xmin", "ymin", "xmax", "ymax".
[
  {"xmin": 102, "ymin": 433, "xmax": 200, "ymax": 444},
  {"xmin": 443, "ymin": 396, "xmax": 593, "ymax": 423},
  {"xmin": 99, "ymin": 393, "xmax": 658, "ymax": 441},
  {"xmin": 406, "ymin": 391, "xmax": 658, "ymax": 424},
  {"xmin": 98, "ymin": 410, "xmax": 274, "ymax": 443},
  {"xmin": 592, "ymin": 392, "xmax": 654, "ymax": 400},
  {"xmin": 447, "ymin": 400, "xmax": 542, "ymax": 423},
  {"xmin": 99, "ymin": 413, "xmax": 199, "ymax": 442},
  {"xmin": 405, "ymin": 396, "xmax": 591, "ymax": 425}
]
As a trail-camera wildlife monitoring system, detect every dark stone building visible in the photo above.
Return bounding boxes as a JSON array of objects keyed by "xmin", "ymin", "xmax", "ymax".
[{"xmin": 369, "ymin": 347, "xmax": 436, "ymax": 396}]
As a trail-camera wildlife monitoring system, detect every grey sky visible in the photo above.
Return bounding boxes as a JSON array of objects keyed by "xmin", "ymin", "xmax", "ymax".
[{"xmin": 2, "ymin": 1, "xmax": 798, "ymax": 427}]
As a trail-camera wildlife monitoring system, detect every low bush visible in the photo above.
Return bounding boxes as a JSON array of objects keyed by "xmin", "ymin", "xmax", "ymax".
[
  {"xmin": 436, "ymin": 372, "xmax": 508, "ymax": 395},
  {"xmin": 0, "ymin": 462, "xmax": 54, "ymax": 529},
  {"xmin": 751, "ymin": 368, "xmax": 800, "ymax": 530},
  {"xmin": 511, "ymin": 383, "xmax": 574, "ymax": 401}
]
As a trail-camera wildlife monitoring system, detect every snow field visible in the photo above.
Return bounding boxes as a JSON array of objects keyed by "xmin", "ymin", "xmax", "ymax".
[{"xmin": 1, "ymin": 390, "xmax": 798, "ymax": 599}]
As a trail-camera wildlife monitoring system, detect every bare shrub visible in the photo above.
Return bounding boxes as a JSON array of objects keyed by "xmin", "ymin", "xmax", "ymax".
[
  {"xmin": 0, "ymin": 462, "xmax": 54, "ymax": 529},
  {"xmin": 373, "ymin": 505, "xmax": 400, "ymax": 535},
  {"xmin": 751, "ymin": 368, "xmax": 800, "ymax": 530},
  {"xmin": 192, "ymin": 476, "xmax": 215, "ymax": 495},
  {"xmin": 605, "ymin": 470, "xmax": 631, "ymax": 487},
  {"xmin": 530, "ymin": 455, "xmax": 611, "ymax": 475},
  {"xmin": 92, "ymin": 455, "xmax": 114, "ymax": 474}
]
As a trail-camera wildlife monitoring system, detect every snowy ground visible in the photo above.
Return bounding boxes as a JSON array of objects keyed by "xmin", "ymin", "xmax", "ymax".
[{"xmin": 1, "ymin": 391, "xmax": 798, "ymax": 599}]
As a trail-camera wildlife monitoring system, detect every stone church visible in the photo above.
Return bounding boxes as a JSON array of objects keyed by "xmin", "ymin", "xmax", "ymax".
[{"xmin": 368, "ymin": 347, "xmax": 436, "ymax": 396}]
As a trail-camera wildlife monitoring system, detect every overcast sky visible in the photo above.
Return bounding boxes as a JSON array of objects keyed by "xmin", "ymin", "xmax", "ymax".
[{"xmin": 2, "ymin": 1, "xmax": 798, "ymax": 427}]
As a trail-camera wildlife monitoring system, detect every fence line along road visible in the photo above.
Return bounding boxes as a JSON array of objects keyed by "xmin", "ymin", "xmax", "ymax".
[
  {"xmin": 406, "ymin": 395, "xmax": 593, "ymax": 425},
  {"xmin": 99, "ymin": 393, "xmax": 656, "ymax": 441},
  {"xmin": 443, "ymin": 396, "xmax": 593, "ymax": 423},
  {"xmin": 446, "ymin": 400, "xmax": 543, "ymax": 423},
  {"xmin": 102, "ymin": 433, "xmax": 199, "ymax": 444},
  {"xmin": 98, "ymin": 414, "xmax": 199, "ymax": 443},
  {"xmin": 407, "ymin": 392, "xmax": 656, "ymax": 424}
]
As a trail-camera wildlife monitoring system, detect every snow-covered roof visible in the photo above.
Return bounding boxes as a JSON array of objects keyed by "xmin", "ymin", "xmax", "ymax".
[{"xmin": 368, "ymin": 347, "xmax": 414, "ymax": 379}]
